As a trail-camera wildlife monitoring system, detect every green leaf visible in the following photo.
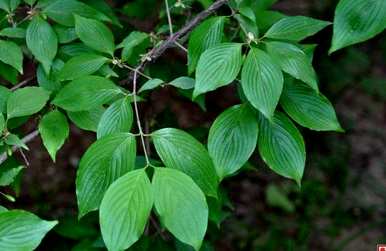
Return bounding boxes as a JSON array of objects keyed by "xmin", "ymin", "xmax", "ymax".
[
  {"xmin": 7, "ymin": 87, "xmax": 50, "ymax": 119},
  {"xmin": 208, "ymin": 105, "xmax": 258, "ymax": 179},
  {"xmin": 0, "ymin": 210, "xmax": 57, "ymax": 251},
  {"xmin": 330, "ymin": 0, "xmax": 386, "ymax": 53},
  {"xmin": 258, "ymin": 112, "xmax": 305, "ymax": 185},
  {"xmin": 0, "ymin": 40, "xmax": 23, "ymax": 73},
  {"xmin": 153, "ymin": 168, "xmax": 208, "ymax": 251},
  {"xmin": 0, "ymin": 165, "xmax": 23, "ymax": 186},
  {"xmin": 280, "ymin": 80, "xmax": 343, "ymax": 131},
  {"xmin": 67, "ymin": 106, "xmax": 105, "ymax": 132},
  {"xmin": 26, "ymin": 16, "xmax": 58, "ymax": 74},
  {"xmin": 53, "ymin": 75, "xmax": 121, "ymax": 112},
  {"xmin": 97, "ymin": 97, "xmax": 133, "ymax": 139},
  {"xmin": 265, "ymin": 16, "xmax": 331, "ymax": 41},
  {"xmin": 5, "ymin": 133, "xmax": 28, "ymax": 150},
  {"xmin": 266, "ymin": 41, "xmax": 318, "ymax": 92},
  {"xmin": 241, "ymin": 48, "xmax": 283, "ymax": 118},
  {"xmin": 75, "ymin": 15, "xmax": 115, "ymax": 55},
  {"xmin": 0, "ymin": 113, "xmax": 4, "ymax": 132},
  {"xmin": 0, "ymin": 27, "xmax": 26, "ymax": 38},
  {"xmin": 37, "ymin": 59, "xmax": 63, "ymax": 93},
  {"xmin": 54, "ymin": 25, "xmax": 77, "ymax": 44},
  {"xmin": 169, "ymin": 77, "xmax": 195, "ymax": 89},
  {"xmin": 117, "ymin": 31, "xmax": 149, "ymax": 62},
  {"xmin": 137, "ymin": 78, "xmax": 163, "ymax": 93},
  {"xmin": 266, "ymin": 184, "xmax": 295, "ymax": 213},
  {"xmin": 152, "ymin": 128, "xmax": 219, "ymax": 197},
  {"xmin": 38, "ymin": 110, "xmax": 69, "ymax": 161},
  {"xmin": 58, "ymin": 53, "xmax": 109, "ymax": 81},
  {"xmin": 43, "ymin": 0, "xmax": 111, "ymax": 26},
  {"xmin": 234, "ymin": 14, "xmax": 259, "ymax": 39},
  {"xmin": 0, "ymin": 0, "xmax": 9, "ymax": 12},
  {"xmin": 193, "ymin": 43, "xmax": 243, "ymax": 98},
  {"xmin": 188, "ymin": 17, "xmax": 225, "ymax": 74},
  {"xmin": 100, "ymin": 169, "xmax": 153, "ymax": 251},
  {"xmin": 0, "ymin": 86, "xmax": 11, "ymax": 114},
  {"xmin": 0, "ymin": 206, "xmax": 7, "ymax": 212},
  {"xmin": 24, "ymin": 0, "xmax": 36, "ymax": 5},
  {"xmin": 76, "ymin": 133, "xmax": 136, "ymax": 217}
]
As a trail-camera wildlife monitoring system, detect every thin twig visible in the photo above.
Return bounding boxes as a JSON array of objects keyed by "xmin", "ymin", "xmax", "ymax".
[
  {"xmin": 121, "ymin": 64, "xmax": 151, "ymax": 80},
  {"xmin": 10, "ymin": 76, "xmax": 35, "ymax": 91},
  {"xmin": 165, "ymin": 0, "xmax": 173, "ymax": 35},
  {"xmin": 0, "ymin": 130, "xmax": 39, "ymax": 165},
  {"xmin": 124, "ymin": 0, "xmax": 228, "ymax": 84},
  {"xmin": 174, "ymin": 41, "xmax": 188, "ymax": 52}
]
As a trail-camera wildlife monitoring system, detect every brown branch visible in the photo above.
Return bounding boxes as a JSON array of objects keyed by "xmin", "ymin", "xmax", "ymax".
[{"xmin": 124, "ymin": 0, "xmax": 228, "ymax": 84}]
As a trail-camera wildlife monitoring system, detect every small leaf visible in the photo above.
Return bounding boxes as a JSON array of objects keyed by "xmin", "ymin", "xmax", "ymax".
[
  {"xmin": 152, "ymin": 128, "xmax": 219, "ymax": 197},
  {"xmin": 58, "ymin": 53, "xmax": 109, "ymax": 81},
  {"xmin": 280, "ymin": 80, "xmax": 343, "ymax": 131},
  {"xmin": 0, "ymin": 165, "xmax": 24, "ymax": 186},
  {"xmin": 5, "ymin": 133, "xmax": 28, "ymax": 150},
  {"xmin": 0, "ymin": 40, "xmax": 23, "ymax": 73},
  {"xmin": 169, "ymin": 77, "xmax": 195, "ymax": 89},
  {"xmin": 97, "ymin": 97, "xmax": 133, "ymax": 139},
  {"xmin": 26, "ymin": 16, "xmax": 58, "ymax": 74},
  {"xmin": 241, "ymin": 47, "xmax": 283, "ymax": 118},
  {"xmin": 265, "ymin": 16, "xmax": 331, "ymax": 41},
  {"xmin": 258, "ymin": 112, "xmax": 305, "ymax": 185},
  {"xmin": 208, "ymin": 105, "xmax": 258, "ymax": 179},
  {"xmin": 153, "ymin": 168, "xmax": 208, "ymax": 251},
  {"xmin": 76, "ymin": 133, "xmax": 136, "ymax": 217},
  {"xmin": 188, "ymin": 17, "xmax": 225, "ymax": 74},
  {"xmin": 37, "ymin": 59, "xmax": 63, "ymax": 93},
  {"xmin": 43, "ymin": 0, "xmax": 111, "ymax": 26},
  {"xmin": 138, "ymin": 78, "xmax": 164, "ymax": 93},
  {"xmin": 266, "ymin": 41, "xmax": 318, "ymax": 92},
  {"xmin": 38, "ymin": 110, "xmax": 69, "ymax": 161},
  {"xmin": 0, "ymin": 210, "xmax": 57, "ymax": 251},
  {"xmin": 330, "ymin": 0, "xmax": 386, "ymax": 53},
  {"xmin": 194, "ymin": 43, "xmax": 243, "ymax": 98},
  {"xmin": 53, "ymin": 75, "xmax": 121, "ymax": 112},
  {"xmin": 117, "ymin": 31, "xmax": 149, "ymax": 62},
  {"xmin": 67, "ymin": 107, "xmax": 105, "ymax": 132},
  {"xmin": 75, "ymin": 15, "xmax": 115, "ymax": 55},
  {"xmin": 7, "ymin": 87, "xmax": 50, "ymax": 119},
  {"xmin": 100, "ymin": 169, "xmax": 153, "ymax": 251},
  {"xmin": 0, "ymin": 27, "xmax": 26, "ymax": 38},
  {"xmin": 0, "ymin": 86, "xmax": 11, "ymax": 114}
]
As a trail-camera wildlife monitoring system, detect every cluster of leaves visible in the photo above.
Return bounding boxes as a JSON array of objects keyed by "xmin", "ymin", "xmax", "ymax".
[{"xmin": 0, "ymin": 0, "xmax": 385, "ymax": 250}]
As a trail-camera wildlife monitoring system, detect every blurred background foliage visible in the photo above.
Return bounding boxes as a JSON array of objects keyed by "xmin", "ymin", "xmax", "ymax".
[{"xmin": 0, "ymin": 0, "xmax": 385, "ymax": 250}]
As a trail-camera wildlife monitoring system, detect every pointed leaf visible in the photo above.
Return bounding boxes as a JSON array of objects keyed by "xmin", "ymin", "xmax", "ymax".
[
  {"xmin": 153, "ymin": 168, "xmax": 208, "ymax": 251},
  {"xmin": 0, "ymin": 40, "xmax": 23, "ymax": 73},
  {"xmin": 152, "ymin": 128, "xmax": 219, "ymax": 197},
  {"xmin": 39, "ymin": 110, "xmax": 69, "ymax": 161},
  {"xmin": 26, "ymin": 16, "xmax": 58, "ymax": 73},
  {"xmin": 53, "ymin": 75, "xmax": 121, "ymax": 112},
  {"xmin": 194, "ymin": 43, "xmax": 243, "ymax": 98},
  {"xmin": 208, "ymin": 105, "xmax": 258, "ymax": 179},
  {"xmin": 0, "ymin": 210, "xmax": 57, "ymax": 251},
  {"xmin": 188, "ymin": 17, "xmax": 225, "ymax": 74},
  {"xmin": 138, "ymin": 78, "xmax": 164, "ymax": 93},
  {"xmin": 266, "ymin": 41, "xmax": 318, "ymax": 91},
  {"xmin": 241, "ymin": 48, "xmax": 283, "ymax": 118},
  {"xmin": 330, "ymin": 0, "xmax": 386, "ymax": 53},
  {"xmin": 0, "ymin": 165, "xmax": 24, "ymax": 186},
  {"xmin": 76, "ymin": 133, "xmax": 136, "ymax": 217},
  {"xmin": 280, "ymin": 80, "xmax": 343, "ymax": 131},
  {"xmin": 97, "ymin": 97, "xmax": 133, "ymax": 138},
  {"xmin": 7, "ymin": 87, "xmax": 50, "ymax": 119},
  {"xmin": 169, "ymin": 77, "xmax": 195, "ymax": 89},
  {"xmin": 265, "ymin": 16, "xmax": 331, "ymax": 41},
  {"xmin": 75, "ymin": 15, "xmax": 115, "ymax": 55},
  {"xmin": 100, "ymin": 169, "xmax": 153, "ymax": 251},
  {"xmin": 67, "ymin": 106, "xmax": 105, "ymax": 132},
  {"xmin": 258, "ymin": 112, "xmax": 305, "ymax": 185},
  {"xmin": 58, "ymin": 53, "xmax": 109, "ymax": 81}
]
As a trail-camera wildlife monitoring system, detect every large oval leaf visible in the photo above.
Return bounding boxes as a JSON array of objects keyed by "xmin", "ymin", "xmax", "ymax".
[
  {"xmin": 0, "ymin": 210, "xmax": 57, "ymax": 251},
  {"xmin": 208, "ymin": 105, "xmax": 258, "ymax": 180},
  {"xmin": 193, "ymin": 43, "xmax": 243, "ymax": 98},
  {"xmin": 281, "ymin": 80, "xmax": 343, "ymax": 132},
  {"xmin": 75, "ymin": 15, "xmax": 115, "ymax": 55},
  {"xmin": 265, "ymin": 16, "xmax": 331, "ymax": 41},
  {"xmin": 7, "ymin": 87, "xmax": 50, "ymax": 119},
  {"xmin": 266, "ymin": 41, "xmax": 318, "ymax": 92},
  {"xmin": 188, "ymin": 16, "xmax": 225, "ymax": 74},
  {"xmin": 100, "ymin": 169, "xmax": 153, "ymax": 251},
  {"xmin": 0, "ymin": 40, "xmax": 23, "ymax": 73},
  {"xmin": 152, "ymin": 128, "xmax": 219, "ymax": 197},
  {"xmin": 26, "ymin": 16, "xmax": 58, "ymax": 74},
  {"xmin": 258, "ymin": 112, "xmax": 305, "ymax": 185},
  {"xmin": 330, "ymin": 0, "xmax": 386, "ymax": 53},
  {"xmin": 53, "ymin": 75, "xmax": 121, "ymax": 112},
  {"xmin": 76, "ymin": 133, "xmax": 136, "ymax": 217},
  {"xmin": 152, "ymin": 168, "xmax": 208, "ymax": 251},
  {"xmin": 97, "ymin": 97, "xmax": 133, "ymax": 139},
  {"xmin": 39, "ymin": 110, "xmax": 69, "ymax": 161},
  {"xmin": 241, "ymin": 47, "xmax": 283, "ymax": 118}
]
